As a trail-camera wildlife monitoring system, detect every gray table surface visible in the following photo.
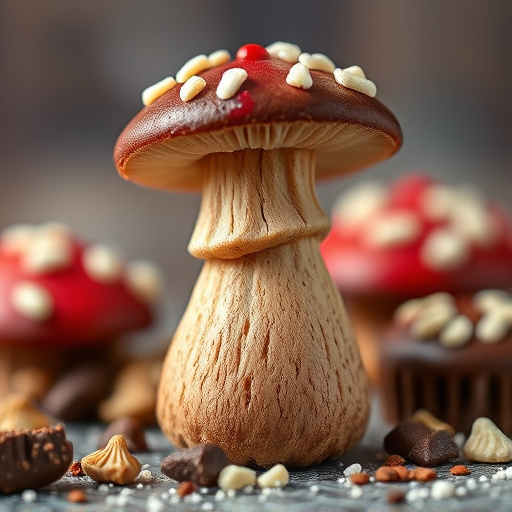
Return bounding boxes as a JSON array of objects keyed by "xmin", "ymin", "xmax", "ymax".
[{"xmin": 1, "ymin": 398, "xmax": 511, "ymax": 512}]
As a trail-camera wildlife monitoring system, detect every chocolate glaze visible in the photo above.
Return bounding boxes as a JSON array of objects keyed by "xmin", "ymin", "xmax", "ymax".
[
  {"xmin": 114, "ymin": 54, "xmax": 402, "ymax": 191},
  {"xmin": 0, "ymin": 424, "xmax": 73, "ymax": 494}
]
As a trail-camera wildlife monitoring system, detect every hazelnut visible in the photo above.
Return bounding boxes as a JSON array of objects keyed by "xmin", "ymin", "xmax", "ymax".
[{"xmin": 81, "ymin": 435, "xmax": 141, "ymax": 485}]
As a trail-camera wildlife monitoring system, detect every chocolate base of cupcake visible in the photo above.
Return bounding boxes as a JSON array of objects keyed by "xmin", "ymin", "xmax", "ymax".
[
  {"xmin": 374, "ymin": 329, "xmax": 512, "ymax": 436},
  {"xmin": 0, "ymin": 424, "xmax": 73, "ymax": 494}
]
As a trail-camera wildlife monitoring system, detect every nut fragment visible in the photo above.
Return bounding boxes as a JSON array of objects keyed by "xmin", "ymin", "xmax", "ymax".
[
  {"xmin": 438, "ymin": 315, "xmax": 473, "ymax": 348},
  {"xmin": 298, "ymin": 52, "xmax": 335, "ymax": 73},
  {"xmin": 69, "ymin": 460, "xmax": 85, "ymax": 477},
  {"xmin": 257, "ymin": 464, "xmax": 289, "ymax": 488},
  {"xmin": 217, "ymin": 464, "xmax": 256, "ymax": 490},
  {"xmin": 375, "ymin": 466, "xmax": 398, "ymax": 482},
  {"xmin": 81, "ymin": 435, "xmax": 141, "ymax": 485},
  {"xmin": 411, "ymin": 409, "xmax": 456, "ymax": 437},
  {"xmin": 350, "ymin": 472, "xmax": 370, "ymax": 485},
  {"xmin": 82, "ymin": 244, "xmax": 123, "ymax": 284},
  {"xmin": 286, "ymin": 63, "xmax": 313, "ymax": 89},
  {"xmin": 384, "ymin": 454, "xmax": 406, "ymax": 466},
  {"xmin": 450, "ymin": 465, "xmax": 471, "ymax": 476},
  {"xmin": 410, "ymin": 467, "xmax": 437, "ymax": 482},
  {"xmin": 216, "ymin": 68, "xmax": 248, "ymax": 100},
  {"xmin": 67, "ymin": 489, "xmax": 87, "ymax": 503},
  {"xmin": 463, "ymin": 417, "xmax": 512, "ymax": 463},
  {"xmin": 333, "ymin": 67, "xmax": 377, "ymax": 97},
  {"xmin": 476, "ymin": 312, "xmax": 510, "ymax": 343},
  {"xmin": 177, "ymin": 481, "xmax": 197, "ymax": 497},
  {"xmin": 208, "ymin": 49, "xmax": 231, "ymax": 67},
  {"xmin": 180, "ymin": 76, "xmax": 207, "ymax": 102},
  {"xmin": 266, "ymin": 41, "xmax": 301, "ymax": 63},
  {"xmin": 176, "ymin": 54, "xmax": 211, "ymax": 83},
  {"xmin": 420, "ymin": 228, "xmax": 469, "ymax": 271},
  {"xmin": 0, "ymin": 395, "xmax": 52, "ymax": 431},
  {"xmin": 142, "ymin": 77, "xmax": 177, "ymax": 106},
  {"xmin": 362, "ymin": 212, "xmax": 421, "ymax": 248}
]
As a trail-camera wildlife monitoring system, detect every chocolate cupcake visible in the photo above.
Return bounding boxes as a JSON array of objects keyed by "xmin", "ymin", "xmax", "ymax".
[
  {"xmin": 374, "ymin": 289, "xmax": 512, "ymax": 435},
  {"xmin": 321, "ymin": 174, "xmax": 512, "ymax": 384}
]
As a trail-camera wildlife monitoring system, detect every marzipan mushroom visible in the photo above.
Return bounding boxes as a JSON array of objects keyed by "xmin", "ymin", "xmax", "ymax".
[{"xmin": 114, "ymin": 41, "xmax": 402, "ymax": 466}]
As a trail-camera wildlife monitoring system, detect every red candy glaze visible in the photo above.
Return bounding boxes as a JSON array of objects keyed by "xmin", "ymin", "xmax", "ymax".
[
  {"xmin": 235, "ymin": 44, "xmax": 270, "ymax": 62},
  {"xmin": 229, "ymin": 90, "xmax": 256, "ymax": 121}
]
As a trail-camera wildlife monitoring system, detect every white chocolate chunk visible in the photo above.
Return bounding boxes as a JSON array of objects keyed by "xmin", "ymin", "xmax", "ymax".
[
  {"xmin": 332, "ymin": 181, "xmax": 388, "ymax": 227},
  {"xmin": 334, "ymin": 68, "xmax": 377, "ymax": 97},
  {"xmin": 298, "ymin": 52, "xmax": 335, "ymax": 73},
  {"xmin": 476, "ymin": 312, "xmax": 510, "ymax": 343},
  {"xmin": 362, "ymin": 211, "xmax": 421, "ymax": 248},
  {"xmin": 286, "ymin": 63, "xmax": 313, "ymax": 89},
  {"xmin": 439, "ymin": 315, "xmax": 473, "ymax": 348},
  {"xmin": 179, "ymin": 76, "xmax": 206, "ymax": 102},
  {"xmin": 1, "ymin": 224, "xmax": 36, "ymax": 254},
  {"xmin": 472, "ymin": 289, "xmax": 511, "ymax": 312},
  {"xmin": 208, "ymin": 49, "xmax": 231, "ymax": 67},
  {"xmin": 142, "ymin": 77, "xmax": 177, "ymax": 106},
  {"xmin": 463, "ymin": 417, "xmax": 512, "ymax": 463},
  {"xmin": 218, "ymin": 465, "xmax": 256, "ymax": 490},
  {"xmin": 83, "ymin": 244, "xmax": 123, "ymax": 284},
  {"xmin": 257, "ymin": 464, "xmax": 289, "ymax": 488},
  {"xmin": 420, "ymin": 229, "xmax": 470, "ymax": 271},
  {"xmin": 10, "ymin": 281, "xmax": 54, "ymax": 322},
  {"xmin": 125, "ymin": 260, "xmax": 163, "ymax": 302},
  {"xmin": 266, "ymin": 41, "xmax": 301, "ymax": 63},
  {"xmin": 175, "ymin": 54, "xmax": 211, "ymax": 83},
  {"xmin": 216, "ymin": 68, "xmax": 248, "ymax": 100}
]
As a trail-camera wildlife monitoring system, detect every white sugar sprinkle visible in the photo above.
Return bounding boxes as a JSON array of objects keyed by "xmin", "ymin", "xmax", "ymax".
[
  {"xmin": 21, "ymin": 490, "xmax": 37, "ymax": 503},
  {"xmin": 343, "ymin": 463, "xmax": 362, "ymax": 477},
  {"xmin": 349, "ymin": 486, "xmax": 363, "ymax": 498}
]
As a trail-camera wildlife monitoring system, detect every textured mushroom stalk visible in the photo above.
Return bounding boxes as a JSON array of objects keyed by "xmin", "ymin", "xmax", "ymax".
[
  {"xmin": 157, "ymin": 148, "xmax": 370, "ymax": 466},
  {"xmin": 189, "ymin": 149, "xmax": 329, "ymax": 259}
]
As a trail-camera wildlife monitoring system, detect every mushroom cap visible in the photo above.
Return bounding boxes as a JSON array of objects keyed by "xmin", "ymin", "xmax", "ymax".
[
  {"xmin": 0, "ymin": 223, "xmax": 160, "ymax": 347},
  {"xmin": 321, "ymin": 174, "xmax": 512, "ymax": 297},
  {"xmin": 114, "ymin": 43, "xmax": 402, "ymax": 192}
]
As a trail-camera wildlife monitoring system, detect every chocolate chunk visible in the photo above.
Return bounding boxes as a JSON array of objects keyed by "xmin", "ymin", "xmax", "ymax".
[
  {"xmin": 160, "ymin": 443, "xmax": 230, "ymax": 487},
  {"xmin": 0, "ymin": 424, "xmax": 73, "ymax": 494},
  {"xmin": 98, "ymin": 416, "xmax": 149, "ymax": 452},
  {"xmin": 384, "ymin": 421, "xmax": 459, "ymax": 467}
]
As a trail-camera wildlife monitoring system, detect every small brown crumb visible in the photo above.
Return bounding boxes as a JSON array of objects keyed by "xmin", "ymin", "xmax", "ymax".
[
  {"xmin": 177, "ymin": 481, "xmax": 198, "ymax": 497},
  {"xmin": 384, "ymin": 454, "xmax": 406, "ymax": 466},
  {"xmin": 411, "ymin": 467, "xmax": 437, "ymax": 482},
  {"xmin": 387, "ymin": 489, "xmax": 406, "ymax": 504},
  {"xmin": 67, "ymin": 489, "xmax": 87, "ymax": 503},
  {"xmin": 69, "ymin": 460, "xmax": 85, "ymax": 477},
  {"xmin": 350, "ymin": 472, "xmax": 370, "ymax": 485},
  {"xmin": 392, "ymin": 465, "xmax": 412, "ymax": 481},
  {"xmin": 375, "ymin": 466, "xmax": 399, "ymax": 482},
  {"xmin": 450, "ymin": 464, "xmax": 471, "ymax": 476}
]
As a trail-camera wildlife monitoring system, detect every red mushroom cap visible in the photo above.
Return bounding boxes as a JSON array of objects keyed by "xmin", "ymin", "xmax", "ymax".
[
  {"xmin": 0, "ymin": 223, "xmax": 162, "ymax": 347},
  {"xmin": 321, "ymin": 174, "xmax": 512, "ymax": 297},
  {"xmin": 114, "ymin": 42, "xmax": 402, "ymax": 191}
]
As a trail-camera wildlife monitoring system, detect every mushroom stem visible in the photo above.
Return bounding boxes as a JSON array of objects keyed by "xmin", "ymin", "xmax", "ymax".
[
  {"xmin": 157, "ymin": 149, "xmax": 370, "ymax": 466},
  {"xmin": 189, "ymin": 148, "xmax": 330, "ymax": 259}
]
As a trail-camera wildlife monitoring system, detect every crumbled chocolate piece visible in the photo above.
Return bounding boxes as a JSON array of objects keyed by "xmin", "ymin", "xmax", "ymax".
[
  {"xmin": 160, "ymin": 443, "xmax": 230, "ymax": 487},
  {"xmin": 98, "ymin": 416, "xmax": 148, "ymax": 452},
  {"xmin": 0, "ymin": 424, "xmax": 73, "ymax": 494},
  {"xmin": 384, "ymin": 421, "xmax": 459, "ymax": 466}
]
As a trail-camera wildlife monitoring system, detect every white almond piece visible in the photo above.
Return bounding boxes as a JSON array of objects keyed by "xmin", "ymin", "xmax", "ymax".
[
  {"xmin": 218, "ymin": 465, "xmax": 256, "ymax": 490},
  {"xmin": 125, "ymin": 260, "xmax": 163, "ymax": 302},
  {"xmin": 257, "ymin": 464, "xmax": 289, "ymax": 488},
  {"xmin": 175, "ymin": 54, "xmax": 211, "ymax": 83},
  {"xmin": 439, "ymin": 315, "xmax": 473, "ymax": 348},
  {"xmin": 10, "ymin": 281, "xmax": 54, "ymax": 321},
  {"xmin": 216, "ymin": 68, "xmax": 248, "ymax": 100},
  {"xmin": 463, "ymin": 417, "xmax": 512, "ymax": 463},
  {"xmin": 179, "ymin": 76, "xmax": 206, "ymax": 102},
  {"xmin": 332, "ymin": 181, "xmax": 388, "ymax": 228},
  {"xmin": 266, "ymin": 41, "xmax": 301, "ymax": 63},
  {"xmin": 362, "ymin": 211, "xmax": 421, "ymax": 248},
  {"xmin": 475, "ymin": 312, "xmax": 510, "ymax": 343},
  {"xmin": 423, "ymin": 292, "xmax": 455, "ymax": 305},
  {"xmin": 420, "ymin": 229, "xmax": 470, "ymax": 271},
  {"xmin": 449, "ymin": 200, "xmax": 497, "ymax": 248},
  {"xmin": 334, "ymin": 68, "xmax": 376, "ymax": 97},
  {"xmin": 285, "ymin": 63, "xmax": 313, "ymax": 90},
  {"xmin": 409, "ymin": 301, "xmax": 457, "ymax": 339},
  {"xmin": 83, "ymin": 245, "xmax": 123, "ymax": 284},
  {"xmin": 393, "ymin": 298, "xmax": 424, "ymax": 327},
  {"xmin": 142, "ymin": 77, "xmax": 177, "ymax": 106},
  {"xmin": 208, "ymin": 49, "xmax": 231, "ymax": 67},
  {"xmin": 298, "ymin": 52, "xmax": 335, "ymax": 73}
]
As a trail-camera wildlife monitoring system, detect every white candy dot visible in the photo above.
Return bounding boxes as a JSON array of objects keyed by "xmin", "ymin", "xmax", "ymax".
[
  {"xmin": 83, "ymin": 245, "xmax": 123, "ymax": 284},
  {"xmin": 10, "ymin": 281, "xmax": 54, "ymax": 322}
]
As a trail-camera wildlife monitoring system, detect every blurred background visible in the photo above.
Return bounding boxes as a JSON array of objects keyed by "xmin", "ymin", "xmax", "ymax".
[{"xmin": 1, "ymin": 0, "xmax": 512, "ymax": 337}]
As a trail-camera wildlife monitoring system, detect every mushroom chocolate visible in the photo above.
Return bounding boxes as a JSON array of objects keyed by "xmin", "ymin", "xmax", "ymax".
[{"xmin": 114, "ymin": 41, "xmax": 402, "ymax": 466}]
